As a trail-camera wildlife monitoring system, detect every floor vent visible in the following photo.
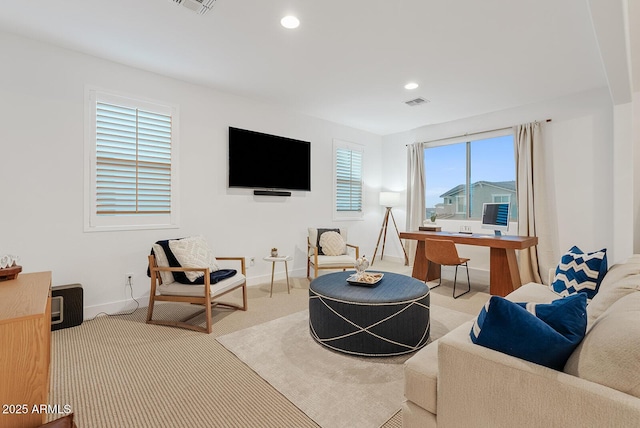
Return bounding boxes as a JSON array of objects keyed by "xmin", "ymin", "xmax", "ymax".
[
  {"xmin": 405, "ymin": 97, "xmax": 430, "ymax": 107},
  {"xmin": 172, "ymin": 0, "xmax": 216, "ymax": 15}
]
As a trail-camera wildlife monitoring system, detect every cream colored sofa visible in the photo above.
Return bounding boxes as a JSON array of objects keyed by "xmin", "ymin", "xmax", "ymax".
[{"xmin": 403, "ymin": 256, "xmax": 640, "ymax": 427}]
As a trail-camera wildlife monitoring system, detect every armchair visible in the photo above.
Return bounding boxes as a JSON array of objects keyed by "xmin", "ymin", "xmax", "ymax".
[
  {"xmin": 307, "ymin": 228, "xmax": 359, "ymax": 279},
  {"xmin": 147, "ymin": 236, "xmax": 247, "ymax": 334}
]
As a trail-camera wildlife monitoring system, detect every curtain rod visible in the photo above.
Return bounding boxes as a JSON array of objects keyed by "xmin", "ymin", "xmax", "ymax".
[{"xmin": 406, "ymin": 119, "xmax": 552, "ymax": 146}]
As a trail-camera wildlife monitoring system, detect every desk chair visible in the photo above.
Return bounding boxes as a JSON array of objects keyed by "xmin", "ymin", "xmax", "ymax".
[{"xmin": 424, "ymin": 238, "xmax": 471, "ymax": 299}]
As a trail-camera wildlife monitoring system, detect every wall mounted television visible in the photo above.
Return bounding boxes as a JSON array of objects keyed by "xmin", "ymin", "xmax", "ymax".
[
  {"xmin": 228, "ymin": 127, "xmax": 311, "ymax": 195},
  {"xmin": 481, "ymin": 202, "xmax": 510, "ymax": 236}
]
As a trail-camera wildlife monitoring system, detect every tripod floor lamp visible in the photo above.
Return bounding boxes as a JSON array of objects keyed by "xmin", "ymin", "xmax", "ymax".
[{"xmin": 372, "ymin": 192, "xmax": 409, "ymax": 266}]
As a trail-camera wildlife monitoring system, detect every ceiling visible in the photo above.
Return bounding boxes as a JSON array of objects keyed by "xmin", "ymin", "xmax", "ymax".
[{"xmin": 0, "ymin": 0, "xmax": 615, "ymax": 135}]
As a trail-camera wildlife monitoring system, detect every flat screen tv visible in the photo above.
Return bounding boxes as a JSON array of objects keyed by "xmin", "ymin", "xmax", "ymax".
[
  {"xmin": 228, "ymin": 127, "xmax": 311, "ymax": 193},
  {"xmin": 481, "ymin": 202, "xmax": 510, "ymax": 236}
]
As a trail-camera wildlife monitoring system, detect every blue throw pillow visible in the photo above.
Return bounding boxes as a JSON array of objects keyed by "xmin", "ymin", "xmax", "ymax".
[
  {"xmin": 550, "ymin": 246, "xmax": 607, "ymax": 300},
  {"xmin": 470, "ymin": 293, "xmax": 587, "ymax": 370}
]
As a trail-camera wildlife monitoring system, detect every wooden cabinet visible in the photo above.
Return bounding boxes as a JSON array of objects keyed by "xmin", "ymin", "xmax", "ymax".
[{"xmin": 0, "ymin": 272, "xmax": 52, "ymax": 428}]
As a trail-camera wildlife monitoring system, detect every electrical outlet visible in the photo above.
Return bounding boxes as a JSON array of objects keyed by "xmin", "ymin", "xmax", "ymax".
[
  {"xmin": 125, "ymin": 273, "xmax": 134, "ymax": 286},
  {"xmin": 249, "ymin": 257, "xmax": 255, "ymax": 267}
]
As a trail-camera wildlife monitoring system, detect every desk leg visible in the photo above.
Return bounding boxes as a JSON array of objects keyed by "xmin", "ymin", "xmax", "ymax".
[
  {"xmin": 410, "ymin": 240, "xmax": 441, "ymax": 281},
  {"xmin": 285, "ymin": 261, "xmax": 290, "ymax": 294},
  {"xmin": 490, "ymin": 248, "xmax": 521, "ymax": 297}
]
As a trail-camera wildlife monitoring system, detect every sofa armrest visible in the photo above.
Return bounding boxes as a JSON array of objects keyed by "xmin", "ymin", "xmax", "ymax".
[{"xmin": 436, "ymin": 326, "xmax": 640, "ymax": 428}]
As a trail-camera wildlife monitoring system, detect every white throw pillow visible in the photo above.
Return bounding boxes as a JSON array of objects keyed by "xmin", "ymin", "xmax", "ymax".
[
  {"xmin": 319, "ymin": 231, "xmax": 346, "ymax": 256},
  {"xmin": 152, "ymin": 243, "xmax": 175, "ymax": 285},
  {"xmin": 169, "ymin": 236, "xmax": 220, "ymax": 282}
]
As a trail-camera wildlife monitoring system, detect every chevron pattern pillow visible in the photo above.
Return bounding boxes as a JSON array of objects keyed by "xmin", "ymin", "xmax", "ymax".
[{"xmin": 550, "ymin": 246, "xmax": 608, "ymax": 300}]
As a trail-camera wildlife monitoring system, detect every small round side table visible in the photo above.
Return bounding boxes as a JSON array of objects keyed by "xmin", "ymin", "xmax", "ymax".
[{"xmin": 263, "ymin": 256, "xmax": 293, "ymax": 297}]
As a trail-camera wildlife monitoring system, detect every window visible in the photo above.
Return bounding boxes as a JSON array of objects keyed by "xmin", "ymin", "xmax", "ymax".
[
  {"xmin": 85, "ymin": 88, "xmax": 179, "ymax": 232},
  {"xmin": 492, "ymin": 194, "xmax": 511, "ymax": 203},
  {"xmin": 424, "ymin": 131, "xmax": 516, "ymax": 221},
  {"xmin": 334, "ymin": 140, "xmax": 363, "ymax": 220}
]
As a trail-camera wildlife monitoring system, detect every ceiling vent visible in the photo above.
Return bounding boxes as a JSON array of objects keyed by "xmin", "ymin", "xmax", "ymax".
[
  {"xmin": 404, "ymin": 97, "xmax": 430, "ymax": 107},
  {"xmin": 172, "ymin": 0, "xmax": 216, "ymax": 15}
]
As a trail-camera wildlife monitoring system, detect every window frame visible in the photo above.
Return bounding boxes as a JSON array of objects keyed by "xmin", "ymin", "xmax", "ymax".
[
  {"xmin": 84, "ymin": 86, "xmax": 180, "ymax": 232},
  {"xmin": 492, "ymin": 194, "xmax": 511, "ymax": 204},
  {"xmin": 333, "ymin": 139, "xmax": 364, "ymax": 221},
  {"xmin": 424, "ymin": 128, "xmax": 515, "ymax": 222}
]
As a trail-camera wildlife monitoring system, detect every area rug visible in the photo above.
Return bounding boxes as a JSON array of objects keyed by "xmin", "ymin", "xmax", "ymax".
[{"xmin": 217, "ymin": 305, "xmax": 473, "ymax": 428}]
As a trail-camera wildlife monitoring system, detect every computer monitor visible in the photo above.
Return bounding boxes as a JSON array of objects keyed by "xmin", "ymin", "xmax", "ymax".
[{"xmin": 481, "ymin": 202, "xmax": 510, "ymax": 236}]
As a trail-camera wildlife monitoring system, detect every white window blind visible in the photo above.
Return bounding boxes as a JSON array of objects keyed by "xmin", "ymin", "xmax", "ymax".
[
  {"xmin": 336, "ymin": 147, "xmax": 363, "ymax": 212},
  {"xmin": 96, "ymin": 102, "xmax": 172, "ymax": 215}
]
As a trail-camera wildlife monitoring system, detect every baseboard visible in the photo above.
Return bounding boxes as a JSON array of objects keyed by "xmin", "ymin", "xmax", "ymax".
[
  {"xmin": 83, "ymin": 270, "xmax": 309, "ymax": 320},
  {"xmin": 245, "ymin": 267, "xmax": 309, "ymax": 286},
  {"xmin": 84, "ymin": 297, "xmax": 146, "ymax": 321}
]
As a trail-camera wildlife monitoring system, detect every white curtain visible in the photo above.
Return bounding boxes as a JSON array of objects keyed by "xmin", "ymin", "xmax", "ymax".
[
  {"xmin": 406, "ymin": 143, "xmax": 426, "ymax": 265},
  {"xmin": 515, "ymin": 122, "xmax": 558, "ymax": 284}
]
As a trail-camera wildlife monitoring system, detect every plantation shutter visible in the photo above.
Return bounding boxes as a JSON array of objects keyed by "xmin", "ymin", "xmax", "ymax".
[
  {"xmin": 336, "ymin": 147, "xmax": 363, "ymax": 212},
  {"xmin": 95, "ymin": 102, "xmax": 172, "ymax": 215}
]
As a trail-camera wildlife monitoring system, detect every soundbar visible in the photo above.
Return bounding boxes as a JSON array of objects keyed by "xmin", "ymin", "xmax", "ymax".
[{"xmin": 254, "ymin": 190, "xmax": 292, "ymax": 197}]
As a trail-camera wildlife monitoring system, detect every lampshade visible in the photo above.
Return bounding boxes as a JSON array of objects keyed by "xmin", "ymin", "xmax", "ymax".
[{"xmin": 379, "ymin": 191, "xmax": 401, "ymax": 207}]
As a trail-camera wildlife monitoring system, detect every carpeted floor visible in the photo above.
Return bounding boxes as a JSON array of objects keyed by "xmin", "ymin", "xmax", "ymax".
[
  {"xmin": 218, "ymin": 307, "xmax": 472, "ymax": 428},
  {"xmin": 49, "ymin": 261, "xmax": 488, "ymax": 427}
]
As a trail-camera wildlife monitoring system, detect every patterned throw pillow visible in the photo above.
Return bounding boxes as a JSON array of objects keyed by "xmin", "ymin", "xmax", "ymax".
[
  {"xmin": 551, "ymin": 246, "xmax": 608, "ymax": 300},
  {"xmin": 319, "ymin": 231, "xmax": 346, "ymax": 256},
  {"xmin": 470, "ymin": 294, "xmax": 587, "ymax": 370},
  {"xmin": 169, "ymin": 236, "xmax": 220, "ymax": 282}
]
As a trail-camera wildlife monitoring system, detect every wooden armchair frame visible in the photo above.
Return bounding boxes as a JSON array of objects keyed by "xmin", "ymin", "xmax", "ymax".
[
  {"xmin": 147, "ymin": 255, "xmax": 247, "ymax": 334},
  {"xmin": 306, "ymin": 237, "xmax": 359, "ymax": 280}
]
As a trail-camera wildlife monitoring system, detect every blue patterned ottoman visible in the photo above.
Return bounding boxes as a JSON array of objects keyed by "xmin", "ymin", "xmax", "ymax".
[{"xmin": 309, "ymin": 271, "xmax": 430, "ymax": 356}]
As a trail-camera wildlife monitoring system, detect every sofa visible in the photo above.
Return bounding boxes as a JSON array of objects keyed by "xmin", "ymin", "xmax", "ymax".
[{"xmin": 403, "ymin": 255, "xmax": 640, "ymax": 427}]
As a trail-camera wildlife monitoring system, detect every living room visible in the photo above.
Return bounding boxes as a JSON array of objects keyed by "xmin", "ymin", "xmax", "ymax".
[{"xmin": 1, "ymin": 0, "xmax": 638, "ymax": 427}]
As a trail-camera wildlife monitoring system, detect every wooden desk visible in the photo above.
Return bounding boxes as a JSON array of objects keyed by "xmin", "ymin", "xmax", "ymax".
[
  {"xmin": 400, "ymin": 231, "xmax": 538, "ymax": 297},
  {"xmin": 0, "ymin": 272, "xmax": 52, "ymax": 428}
]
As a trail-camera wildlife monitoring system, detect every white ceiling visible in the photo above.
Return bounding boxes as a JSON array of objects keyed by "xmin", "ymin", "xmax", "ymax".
[{"xmin": 0, "ymin": 0, "xmax": 613, "ymax": 135}]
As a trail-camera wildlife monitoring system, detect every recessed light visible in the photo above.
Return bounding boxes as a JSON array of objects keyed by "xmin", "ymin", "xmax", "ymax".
[
  {"xmin": 404, "ymin": 82, "xmax": 419, "ymax": 90},
  {"xmin": 281, "ymin": 15, "xmax": 300, "ymax": 29}
]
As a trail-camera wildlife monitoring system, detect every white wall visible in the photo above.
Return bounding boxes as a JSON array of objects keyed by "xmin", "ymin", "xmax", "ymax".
[
  {"xmin": 0, "ymin": 32, "xmax": 383, "ymax": 317},
  {"xmin": 381, "ymin": 88, "xmax": 623, "ymax": 274}
]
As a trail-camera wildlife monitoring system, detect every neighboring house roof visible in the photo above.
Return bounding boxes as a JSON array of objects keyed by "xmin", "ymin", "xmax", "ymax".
[{"xmin": 439, "ymin": 180, "xmax": 516, "ymax": 198}]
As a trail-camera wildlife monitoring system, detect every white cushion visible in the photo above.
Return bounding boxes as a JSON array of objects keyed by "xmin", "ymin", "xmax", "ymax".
[
  {"xmin": 158, "ymin": 273, "xmax": 246, "ymax": 298},
  {"xmin": 586, "ymin": 261, "xmax": 640, "ymax": 327},
  {"xmin": 152, "ymin": 243, "xmax": 175, "ymax": 285},
  {"xmin": 319, "ymin": 231, "xmax": 346, "ymax": 256},
  {"xmin": 311, "ymin": 254, "xmax": 356, "ymax": 268},
  {"xmin": 505, "ymin": 282, "xmax": 558, "ymax": 304},
  {"xmin": 169, "ymin": 236, "xmax": 220, "ymax": 282},
  {"xmin": 564, "ymin": 291, "xmax": 640, "ymax": 398}
]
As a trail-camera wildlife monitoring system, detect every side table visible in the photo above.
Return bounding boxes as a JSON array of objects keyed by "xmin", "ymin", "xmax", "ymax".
[{"xmin": 263, "ymin": 256, "xmax": 292, "ymax": 297}]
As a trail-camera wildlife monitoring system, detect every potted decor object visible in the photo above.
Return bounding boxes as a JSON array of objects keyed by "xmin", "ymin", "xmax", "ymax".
[{"xmin": 271, "ymin": 248, "xmax": 278, "ymax": 257}]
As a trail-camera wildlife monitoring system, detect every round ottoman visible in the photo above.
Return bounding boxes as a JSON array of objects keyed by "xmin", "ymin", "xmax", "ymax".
[{"xmin": 309, "ymin": 271, "xmax": 430, "ymax": 356}]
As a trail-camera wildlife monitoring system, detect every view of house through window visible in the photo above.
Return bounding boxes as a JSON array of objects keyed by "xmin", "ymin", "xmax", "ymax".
[{"xmin": 424, "ymin": 134, "xmax": 517, "ymax": 222}]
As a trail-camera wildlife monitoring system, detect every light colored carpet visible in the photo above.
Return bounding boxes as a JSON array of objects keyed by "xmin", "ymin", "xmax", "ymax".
[
  {"xmin": 217, "ymin": 305, "xmax": 473, "ymax": 428},
  {"xmin": 48, "ymin": 263, "xmax": 488, "ymax": 427}
]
